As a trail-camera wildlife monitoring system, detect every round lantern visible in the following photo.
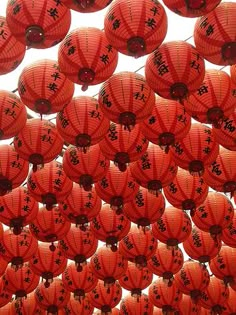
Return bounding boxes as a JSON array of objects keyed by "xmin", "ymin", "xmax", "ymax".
[
  {"xmin": 119, "ymin": 225, "xmax": 157, "ymax": 268},
  {"xmin": 12, "ymin": 292, "xmax": 45, "ymax": 315},
  {"xmin": 170, "ymin": 123, "xmax": 219, "ymax": 175},
  {"xmin": 62, "ymin": 0, "xmax": 112, "ymax": 13},
  {"xmin": 0, "ymin": 257, "xmax": 8, "ymax": 278},
  {"xmin": 0, "ymin": 90, "xmax": 27, "ymax": 140},
  {"xmin": 130, "ymin": 143, "xmax": 177, "ymax": 195},
  {"xmin": 152, "ymin": 206, "xmax": 192, "ymax": 247},
  {"xmin": 59, "ymin": 295, "xmax": 94, "ymax": 315},
  {"xmin": 194, "ymin": 2, "xmax": 236, "ymax": 66},
  {"xmin": 0, "ymin": 144, "xmax": 29, "ymax": 196},
  {"xmin": 56, "ymin": 96, "xmax": 110, "ymax": 151},
  {"xmin": 176, "ymin": 294, "xmax": 202, "ymax": 315},
  {"xmin": 104, "ymin": 0, "xmax": 167, "ymax": 58},
  {"xmin": 95, "ymin": 164, "xmax": 139, "ymax": 212},
  {"xmin": 27, "ymin": 161, "xmax": 73, "ymax": 210},
  {"xmin": 230, "ymin": 64, "xmax": 236, "ymax": 84},
  {"xmin": 0, "ymin": 303, "xmax": 14, "ymax": 315},
  {"xmin": 90, "ymin": 204, "xmax": 131, "ymax": 251},
  {"xmin": 120, "ymin": 293, "xmax": 154, "ymax": 315},
  {"xmin": 14, "ymin": 118, "xmax": 64, "ymax": 171},
  {"xmin": 98, "ymin": 71, "xmax": 155, "ymax": 130},
  {"xmin": 6, "ymin": 0, "xmax": 71, "ymax": 48},
  {"xmin": 221, "ymin": 210, "xmax": 236, "ymax": 248},
  {"xmin": 58, "ymin": 27, "xmax": 118, "ymax": 91},
  {"xmin": 223, "ymin": 287, "xmax": 236, "ymax": 314},
  {"xmin": 145, "ymin": 41, "xmax": 205, "ymax": 102},
  {"xmin": 163, "ymin": 168, "xmax": 209, "ymax": 215},
  {"xmin": 62, "ymin": 144, "xmax": 110, "ymax": 190},
  {"xmin": 183, "ymin": 225, "xmax": 222, "ymax": 263},
  {"xmin": 140, "ymin": 95, "xmax": 191, "ymax": 152},
  {"xmin": 0, "ymin": 277, "xmax": 12, "ymax": 308},
  {"xmin": 18, "ymin": 59, "xmax": 74, "ymax": 116},
  {"xmin": 99, "ymin": 122, "xmax": 149, "ymax": 172},
  {"xmin": 123, "ymin": 187, "xmax": 165, "ymax": 227},
  {"xmin": 58, "ymin": 184, "xmax": 101, "ymax": 229}
]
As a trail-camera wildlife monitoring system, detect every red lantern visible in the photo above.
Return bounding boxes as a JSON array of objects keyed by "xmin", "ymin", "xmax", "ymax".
[
  {"xmin": 18, "ymin": 59, "xmax": 74, "ymax": 116},
  {"xmin": 130, "ymin": 143, "xmax": 177, "ymax": 195},
  {"xmin": 14, "ymin": 119, "xmax": 64, "ymax": 171},
  {"xmin": 0, "ymin": 257, "xmax": 8, "ymax": 278},
  {"xmin": 194, "ymin": 2, "xmax": 236, "ymax": 66},
  {"xmin": 120, "ymin": 293, "xmax": 154, "ymax": 315},
  {"xmin": 27, "ymin": 161, "xmax": 73, "ymax": 210},
  {"xmin": 58, "ymin": 27, "xmax": 118, "ymax": 91},
  {"xmin": 223, "ymin": 287, "xmax": 236, "ymax": 314},
  {"xmin": 183, "ymin": 225, "xmax": 222, "ymax": 263},
  {"xmin": 62, "ymin": 0, "xmax": 112, "ymax": 13},
  {"xmin": 6, "ymin": 0, "xmax": 71, "ymax": 48},
  {"xmin": 95, "ymin": 164, "xmax": 139, "ymax": 213},
  {"xmin": 12, "ymin": 292, "xmax": 45, "ymax": 315},
  {"xmin": 170, "ymin": 123, "xmax": 219, "ymax": 175},
  {"xmin": 0, "ymin": 277, "xmax": 12, "ymax": 308},
  {"xmin": 62, "ymin": 144, "xmax": 110, "ymax": 190},
  {"xmin": 0, "ymin": 144, "xmax": 29, "ymax": 196},
  {"xmin": 162, "ymin": 0, "xmax": 221, "ymax": 18},
  {"xmin": 59, "ymin": 295, "xmax": 94, "ymax": 315},
  {"xmin": 104, "ymin": 0, "xmax": 167, "ymax": 58},
  {"xmin": 0, "ymin": 90, "xmax": 27, "ymax": 139},
  {"xmin": 145, "ymin": 41, "xmax": 205, "ymax": 102},
  {"xmin": 163, "ymin": 168, "xmax": 209, "ymax": 215},
  {"xmin": 99, "ymin": 122, "xmax": 149, "ymax": 172},
  {"xmin": 90, "ymin": 204, "xmax": 131, "ymax": 251},
  {"xmin": 152, "ymin": 207, "xmax": 192, "ymax": 247},
  {"xmin": 176, "ymin": 294, "xmax": 202, "ymax": 315},
  {"xmin": 1, "ymin": 303, "xmax": 14, "ymax": 315},
  {"xmin": 221, "ymin": 210, "xmax": 236, "ymax": 248},
  {"xmin": 119, "ymin": 225, "xmax": 157, "ymax": 268},
  {"xmin": 230, "ymin": 64, "xmax": 236, "ymax": 84},
  {"xmin": 123, "ymin": 187, "xmax": 165, "ymax": 227},
  {"xmin": 58, "ymin": 184, "xmax": 101, "ymax": 229},
  {"xmin": 56, "ymin": 96, "xmax": 110, "ymax": 151},
  {"xmin": 98, "ymin": 71, "xmax": 155, "ymax": 130},
  {"xmin": 94, "ymin": 309, "xmax": 120, "ymax": 315}
]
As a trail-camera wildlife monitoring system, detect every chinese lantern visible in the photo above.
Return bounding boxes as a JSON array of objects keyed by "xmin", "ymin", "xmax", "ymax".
[
  {"xmin": 183, "ymin": 225, "xmax": 222, "ymax": 263},
  {"xmin": 221, "ymin": 210, "xmax": 236, "ymax": 248},
  {"xmin": 95, "ymin": 164, "xmax": 139, "ymax": 213},
  {"xmin": 6, "ymin": 0, "xmax": 71, "ymax": 48},
  {"xmin": 194, "ymin": 2, "xmax": 236, "ymax": 66},
  {"xmin": 62, "ymin": 0, "xmax": 112, "ymax": 13},
  {"xmin": 0, "ymin": 277, "xmax": 12, "ymax": 308},
  {"xmin": 145, "ymin": 41, "xmax": 205, "ymax": 102},
  {"xmin": 0, "ymin": 257, "xmax": 8, "ymax": 277},
  {"xmin": 0, "ymin": 303, "xmax": 13, "ymax": 315},
  {"xmin": 59, "ymin": 295, "xmax": 94, "ymax": 315},
  {"xmin": 170, "ymin": 123, "xmax": 219, "ymax": 175},
  {"xmin": 56, "ymin": 96, "xmax": 110, "ymax": 151},
  {"xmin": 123, "ymin": 187, "xmax": 165, "ymax": 227},
  {"xmin": 176, "ymin": 294, "xmax": 202, "ymax": 315},
  {"xmin": 27, "ymin": 161, "xmax": 73, "ymax": 210},
  {"xmin": 183, "ymin": 70, "xmax": 236, "ymax": 128},
  {"xmin": 120, "ymin": 293, "xmax": 154, "ymax": 315},
  {"xmin": 163, "ymin": 168, "xmax": 209, "ymax": 215},
  {"xmin": 0, "ymin": 227, "xmax": 38, "ymax": 269},
  {"xmin": 104, "ymin": 0, "xmax": 167, "ymax": 58},
  {"xmin": 0, "ymin": 90, "xmax": 27, "ymax": 139},
  {"xmin": 223, "ymin": 287, "xmax": 236, "ymax": 314},
  {"xmin": 62, "ymin": 144, "xmax": 110, "ymax": 190},
  {"xmin": 119, "ymin": 225, "xmax": 157, "ymax": 268},
  {"xmin": 230, "ymin": 64, "xmax": 236, "ymax": 84},
  {"xmin": 90, "ymin": 204, "xmax": 131, "ymax": 251},
  {"xmin": 99, "ymin": 122, "xmax": 149, "ymax": 172},
  {"xmin": 162, "ymin": 0, "xmax": 221, "ymax": 18},
  {"xmin": 12, "ymin": 292, "xmax": 45, "ymax": 315},
  {"xmin": 59, "ymin": 224, "xmax": 98, "ymax": 271},
  {"xmin": 62, "ymin": 262, "xmax": 98, "ymax": 300},
  {"xmin": 94, "ymin": 309, "xmax": 120, "ymax": 315},
  {"xmin": 29, "ymin": 206, "xmax": 71, "ymax": 251},
  {"xmin": 29, "ymin": 243, "xmax": 67, "ymax": 288},
  {"xmin": 0, "ymin": 144, "xmax": 29, "ymax": 196},
  {"xmin": 58, "ymin": 27, "xmax": 118, "ymax": 91},
  {"xmin": 18, "ymin": 59, "xmax": 74, "ymax": 116},
  {"xmin": 130, "ymin": 143, "xmax": 177, "ymax": 195},
  {"xmin": 152, "ymin": 207, "xmax": 192, "ymax": 247},
  {"xmin": 13, "ymin": 118, "xmax": 64, "ymax": 171},
  {"xmin": 34, "ymin": 278, "xmax": 70, "ymax": 314},
  {"xmin": 58, "ymin": 184, "xmax": 101, "ymax": 229},
  {"xmin": 98, "ymin": 71, "xmax": 155, "ymax": 130}
]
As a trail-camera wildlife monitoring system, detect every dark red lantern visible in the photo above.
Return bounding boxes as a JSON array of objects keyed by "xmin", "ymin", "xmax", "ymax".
[
  {"xmin": 98, "ymin": 71, "xmax": 155, "ymax": 130},
  {"xmin": 120, "ymin": 293, "xmax": 154, "ymax": 315},
  {"xmin": 6, "ymin": 0, "xmax": 71, "ymax": 48},
  {"xmin": 176, "ymin": 294, "xmax": 201, "ymax": 315},
  {"xmin": 0, "ymin": 90, "xmax": 27, "ymax": 139},
  {"xmin": 104, "ymin": 0, "xmax": 167, "ymax": 58},
  {"xmin": 58, "ymin": 27, "xmax": 118, "ymax": 91},
  {"xmin": 221, "ymin": 210, "xmax": 236, "ymax": 248},
  {"xmin": 194, "ymin": 2, "xmax": 236, "ymax": 66},
  {"xmin": 0, "ymin": 257, "xmax": 8, "ymax": 278},
  {"xmin": 62, "ymin": 0, "xmax": 112, "ymax": 13},
  {"xmin": 12, "ymin": 292, "xmax": 45, "ymax": 315},
  {"xmin": 18, "ymin": 59, "xmax": 74, "ymax": 116},
  {"xmin": 59, "ymin": 295, "xmax": 94, "ymax": 315}
]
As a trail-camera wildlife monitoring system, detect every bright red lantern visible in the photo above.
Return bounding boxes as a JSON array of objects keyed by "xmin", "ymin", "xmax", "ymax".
[
  {"xmin": 176, "ymin": 294, "xmax": 201, "ymax": 315},
  {"xmin": 104, "ymin": 0, "xmax": 167, "ymax": 58},
  {"xmin": 14, "ymin": 118, "xmax": 64, "ymax": 171},
  {"xmin": 145, "ymin": 41, "xmax": 205, "ymax": 102},
  {"xmin": 12, "ymin": 292, "xmax": 45, "ymax": 315},
  {"xmin": 0, "ymin": 90, "xmax": 27, "ymax": 140},
  {"xmin": 18, "ymin": 59, "xmax": 74, "ymax": 116},
  {"xmin": 59, "ymin": 295, "xmax": 94, "ymax": 315},
  {"xmin": 58, "ymin": 27, "xmax": 118, "ymax": 91},
  {"xmin": 170, "ymin": 123, "xmax": 219, "ymax": 175},
  {"xmin": 99, "ymin": 122, "xmax": 149, "ymax": 172},
  {"xmin": 62, "ymin": 144, "xmax": 110, "ymax": 190},
  {"xmin": 120, "ymin": 293, "xmax": 154, "ymax": 315},
  {"xmin": 62, "ymin": 0, "xmax": 112, "ymax": 13},
  {"xmin": 223, "ymin": 287, "xmax": 236, "ymax": 314},
  {"xmin": 98, "ymin": 71, "xmax": 155, "ymax": 130},
  {"xmin": 0, "ymin": 277, "xmax": 12, "ymax": 309},
  {"xmin": 221, "ymin": 210, "xmax": 236, "ymax": 248},
  {"xmin": 6, "ymin": 0, "xmax": 71, "ymax": 48}
]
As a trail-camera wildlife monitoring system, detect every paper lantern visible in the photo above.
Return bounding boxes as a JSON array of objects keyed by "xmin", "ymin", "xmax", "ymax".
[
  {"xmin": 62, "ymin": 0, "xmax": 112, "ymax": 13},
  {"xmin": 12, "ymin": 292, "xmax": 45, "ymax": 315},
  {"xmin": 221, "ymin": 210, "xmax": 236, "ymax": 248},
  {"xmin": 59, "ymin": 295, "xmax": 94, "ymax": 315},
  {"xmin": 120, "ymin": 293, "xmax": 154, "ymax": 315}
]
